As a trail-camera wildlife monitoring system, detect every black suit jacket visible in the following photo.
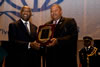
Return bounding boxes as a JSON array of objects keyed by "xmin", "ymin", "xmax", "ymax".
[
  {"xmin": 6, "ymin": 19, "xmax": 41, "ymax": 67},
  {"xmin": 45, "ymin": 17, "xmax": 78, "ymax": 67},
  {"xmin": 79, "ymin": 46, "xmax": 100, "ymax": 67}
]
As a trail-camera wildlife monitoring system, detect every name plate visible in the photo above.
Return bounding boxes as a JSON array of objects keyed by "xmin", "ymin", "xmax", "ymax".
[{"xmin": 37, "ymin": 24, "xmax": 55, "ymax": 46}]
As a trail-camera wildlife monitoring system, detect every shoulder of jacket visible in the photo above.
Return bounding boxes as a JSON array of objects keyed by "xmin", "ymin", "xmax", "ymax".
[
  {"xmin": 63, "ymin": 17, "xmax": 74, "ymax": 21},
  {"xmin": 79, "ymin": 48, "xmax": 86, "ymax": 52},
  {"xmin": 45, "ymin": 20, "xmax": 52, "ymax": 25},
  {"xmin": 9, "ymin": 19, "xmax": 21, "ymax": 27}
]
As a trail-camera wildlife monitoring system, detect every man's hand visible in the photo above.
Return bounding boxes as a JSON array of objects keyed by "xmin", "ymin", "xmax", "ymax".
[
  {"xmin": 30, "ymin": 41, "xmax": 40, "ymax": 50},
  {"xmin": 46, "ymin": 38, "xmax": 57, "ymax": 47}
]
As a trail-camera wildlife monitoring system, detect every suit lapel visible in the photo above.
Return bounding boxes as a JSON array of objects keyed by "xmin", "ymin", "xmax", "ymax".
[
  {"xmin": 55, "ymin": 17, "xmax": 64, "ymax": 30},
  {"xmin": 30, "ymin": 23, "xmax": 35, "ymax": 36},
  {"xmin": 18, "ymin": 19, "xmax": 30, "ymax": 35}
]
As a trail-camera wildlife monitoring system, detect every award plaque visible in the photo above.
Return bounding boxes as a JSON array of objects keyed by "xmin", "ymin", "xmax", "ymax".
[{"xmin": 37, "ymin": 24, "xmax": 55, "ymax": 46}]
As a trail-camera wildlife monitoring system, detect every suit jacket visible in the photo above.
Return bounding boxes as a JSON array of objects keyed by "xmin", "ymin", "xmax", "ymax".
[
  {"xmin": 6, "ymin": 19, "xmax": 41, "ymax": 67},
  {"xmin": 79, "ymin": 46, "xmax": 99, "ymax": 67},
  {"xmin": 45, "ymin": 17, "xmax": 78, "ymax": 67}
]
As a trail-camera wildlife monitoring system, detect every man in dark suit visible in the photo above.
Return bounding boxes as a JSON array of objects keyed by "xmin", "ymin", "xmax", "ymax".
[
  {"xmin": 79, "ymin": 36, "xmax": 100, "ymax": 67},
  {"xmin": 45, "ymin": 4, "xmax": 78, "ymax": 67},
  {"xmin": 7, "ymin": 6, "xmax": 41, "ymax": 67}
]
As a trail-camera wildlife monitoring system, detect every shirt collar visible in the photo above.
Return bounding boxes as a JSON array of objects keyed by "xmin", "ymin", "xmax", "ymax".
[
  {"xmin": 53, "ymin": 19, "xmax": 60, "ymax": 24},
  {"xmin": 21, "ymin": 19, "xmax": 29, "ymax": 24},
  {"xmin": 85, "ymin": 46, "xmax": 91, "ymax": 49}
]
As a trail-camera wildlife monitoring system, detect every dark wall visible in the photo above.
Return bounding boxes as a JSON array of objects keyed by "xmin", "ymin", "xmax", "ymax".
[{"xmin": 94, "ymin": 40, "xmax": 100, "ymax": 49}]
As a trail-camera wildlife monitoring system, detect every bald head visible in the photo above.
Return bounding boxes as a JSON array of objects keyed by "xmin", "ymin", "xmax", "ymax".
[
  {"xmin": 20, "ymin": 6, "xmax": 32, "ymax": 21},
  {"xmin": 20, "ymin": 6, "xmax": 32, "ymax": 13}
]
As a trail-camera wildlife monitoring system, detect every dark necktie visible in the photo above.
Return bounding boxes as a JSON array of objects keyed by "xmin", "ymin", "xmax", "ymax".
[
  {"xmin": 87, "ymin": 47, "xmax": 88, "ymax": 51},
  {"xmin": 54, "ymin": 20, "xmax": 57, "ymax": 24},
  {"xmin": 25, "ymin": 22, "xmax": 29, "ymax": 33}
]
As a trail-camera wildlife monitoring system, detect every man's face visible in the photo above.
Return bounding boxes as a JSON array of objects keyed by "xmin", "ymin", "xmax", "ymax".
[
  {"xmin": 84, "ymin": 39, "xmax": 92, "ymax": 47},
  {"xmin": 20, "ymin": 7, "xmax": 32, "ymax": 21},
  {"xmin": 50, "ymin": 5, "xmax": 62, "ymax": 20}
]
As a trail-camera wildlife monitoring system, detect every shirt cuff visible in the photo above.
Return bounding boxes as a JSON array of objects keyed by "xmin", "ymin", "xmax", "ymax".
[{"xmin": 28, "ymin": 42, "xmax": 31, "ymax": 49}]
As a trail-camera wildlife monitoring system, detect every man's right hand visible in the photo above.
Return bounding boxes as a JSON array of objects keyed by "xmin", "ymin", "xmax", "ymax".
[
  {"xmin": 30, "ymin": 41, "xmax": 40, "ymax": 50},
  {"xmin": 46, "ymin": 38, "xmax": 57, "ymax": 47}
]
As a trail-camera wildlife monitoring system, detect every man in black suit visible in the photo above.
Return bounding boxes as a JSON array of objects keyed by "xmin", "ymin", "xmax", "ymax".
[
  {"xmin": 79, "ymin": 36, "xmax": 99, "ymax": 67},
  {"xmin": 7, "ymin": 6, "xmax": 41, "ymax": 67},
  {"xmin": 45, "ymin": 4, "xmax": 78, "ymax": 67}
]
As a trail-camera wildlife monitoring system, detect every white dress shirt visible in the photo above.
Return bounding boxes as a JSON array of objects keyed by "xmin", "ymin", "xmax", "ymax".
[
  {"xmin": 21, "ymin": 19, "xmax": 30, "ymax": 33},
  {"xmin": 53, "ymin": 19, "xmax": 60, "ymax": 24},
  {"xmin": 85, "ymin": 46, "xmax": 91, "ymax": 51},
  {"xmin": 21, "ymin": 19, "xmax": 31, "ymax": 49}
]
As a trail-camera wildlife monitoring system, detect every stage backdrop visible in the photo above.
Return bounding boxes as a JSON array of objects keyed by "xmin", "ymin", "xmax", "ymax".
[{"xmin": 0, "ymin": 0, "xmax": 100, "ymax": 40}]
